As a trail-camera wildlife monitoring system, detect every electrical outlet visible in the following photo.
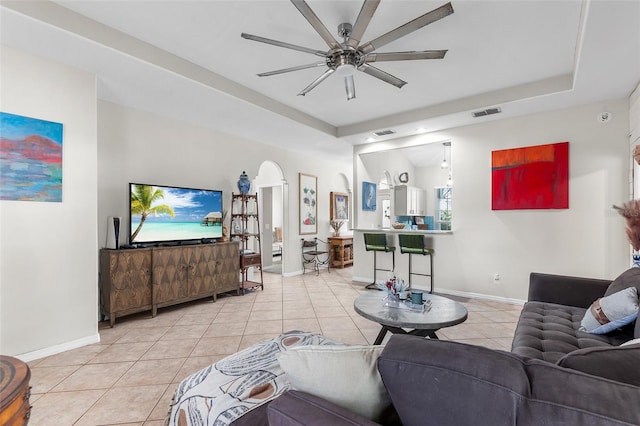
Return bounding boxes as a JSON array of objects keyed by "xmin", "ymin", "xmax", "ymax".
[{"xmin": 493, "ymin": 273, "xmax": 500, "ymax": 282}]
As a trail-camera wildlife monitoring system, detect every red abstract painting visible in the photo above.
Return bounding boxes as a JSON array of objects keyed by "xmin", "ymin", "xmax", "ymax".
[{"xmin": 492, "ymin": 142, "xmax": 569, "ymax": 210}]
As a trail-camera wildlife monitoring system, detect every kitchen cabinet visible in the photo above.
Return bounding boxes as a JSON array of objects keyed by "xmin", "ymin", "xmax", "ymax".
[{"xmin": 394, "ymin": 185, "xmax": 426, "ymax": 216}]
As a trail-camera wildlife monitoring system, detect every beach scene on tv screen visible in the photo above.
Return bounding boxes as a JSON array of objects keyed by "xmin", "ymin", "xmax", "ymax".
[{"xmin": 131, "ymin": 184, "xmax": 222, "ymax": 243}]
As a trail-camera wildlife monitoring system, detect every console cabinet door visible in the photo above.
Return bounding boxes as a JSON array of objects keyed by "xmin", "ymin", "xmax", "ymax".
[
  {"xmin": 100, "ymin": 248, "xmax": 152, "ymax": 327},
  {"xmin": 152, "ymin": 247, "xmax": 188, "ymax": 309},
  {"xmin": 187, "ymin": 245, "xmax": 216, "ymax": 297},
  {"xmin": 214, "ymin": 242, "xmax": 241, "ymax": 295}
]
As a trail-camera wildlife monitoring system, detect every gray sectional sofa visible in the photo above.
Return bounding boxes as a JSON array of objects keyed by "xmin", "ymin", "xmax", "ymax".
[{"xmin": 265, "ymin": 269, "xmax": 640, "ymax": 426}]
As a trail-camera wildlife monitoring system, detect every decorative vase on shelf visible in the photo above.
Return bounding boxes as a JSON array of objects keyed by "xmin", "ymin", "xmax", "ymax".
[
  {"xmin": 237, "ymin": 171, "xmax": 251, "ymax": 195},
  {"xmin": 633, "ymin": 251, "xmax": 640, "ymax": 268}
]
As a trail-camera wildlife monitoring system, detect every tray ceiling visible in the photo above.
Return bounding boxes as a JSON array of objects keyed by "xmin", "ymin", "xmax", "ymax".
[{"xmin": 1, "ymin": 1, "xmax": 638, "ymax": 160}]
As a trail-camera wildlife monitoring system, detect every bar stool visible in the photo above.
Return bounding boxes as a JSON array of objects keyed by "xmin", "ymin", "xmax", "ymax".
[
  {"xmin": 363, "ymin": 233, "xmax": 395, "ymax": 290},
  {"xmin": 398, "ymin": 234, "xmax": 434, "ymax": 293}
]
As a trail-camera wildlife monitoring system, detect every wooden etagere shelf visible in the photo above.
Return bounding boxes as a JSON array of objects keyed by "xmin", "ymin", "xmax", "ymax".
[{"xmin": 231, "ymin": 193, "xmax": 264, "ymax": 294}]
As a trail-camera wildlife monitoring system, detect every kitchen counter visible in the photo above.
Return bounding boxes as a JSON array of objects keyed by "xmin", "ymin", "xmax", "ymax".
[
  {"xmin": 352, "ymin": 229, "xmax": 450, "ymax": 288},
  {"xmin": 355, "ymin": 228, "xmax": 452, "ymax": 234}
]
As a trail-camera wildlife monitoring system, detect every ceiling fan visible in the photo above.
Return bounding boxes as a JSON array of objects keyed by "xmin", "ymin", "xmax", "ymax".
[{"xmin": 241, "ymin": 0, "xmax": 454, "ymax": 100}]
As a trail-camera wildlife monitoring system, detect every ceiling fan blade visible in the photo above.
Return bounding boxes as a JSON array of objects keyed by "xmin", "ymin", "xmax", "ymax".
[
  {"xmin": 359, "ymin": 2, "xmax": 454, "ymax": 54},
  {"xmin": 365, "ymin": 50, "xmax": 448, "ymax": 62},
  {"xmin": 358, "ymin": 64, "xmax": 407, "ymax": 88},
  {"xmin": 241, "ymin": 33, "xmax": 326, "ymax": 57},
  {"xmin": 344, "ymin": 75, "xmax": 356, "ymax": 100},
  {"xmin": 298, "ymin": 68, "xmax": 336, "ymax": 96},
  {"xmin": 346, "ymin": 0, "xmax": 381, "ymax": 50},
  {"xmin": 257, "ymin": 62, "xmax": 327, "ymax": 77},
  {"xmin": 290, "ymin": 0, "xmax": 341, "ymax": 50}
]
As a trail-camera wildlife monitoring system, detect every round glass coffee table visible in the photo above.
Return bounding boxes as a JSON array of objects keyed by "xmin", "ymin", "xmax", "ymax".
[{"xmin": 354, "ymin": 292, "xmax": 468, "ymax": 344}]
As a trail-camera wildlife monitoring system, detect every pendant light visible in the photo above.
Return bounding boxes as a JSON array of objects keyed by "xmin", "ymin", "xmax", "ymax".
[{"xmin": 441, "ymin": 142, "xmax": 451, "ymax": 169}]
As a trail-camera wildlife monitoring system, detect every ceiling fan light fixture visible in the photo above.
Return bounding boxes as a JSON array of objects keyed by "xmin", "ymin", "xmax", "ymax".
[
  {"xmin": 243, "ymin": 1, "xmax": 454, "ymax": 99},
  {"xmin": 336, "ymin": 63, "xmax": 356, "ymax": 77}
]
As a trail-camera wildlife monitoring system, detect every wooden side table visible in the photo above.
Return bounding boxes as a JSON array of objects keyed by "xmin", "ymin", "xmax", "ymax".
[
  {"xmin": 0, "ymin": 356, "xmax": 31, "ymax": 425},
  {"xmin": 328, "ymin": 236, "xmax": 354, "ymax": 268}
]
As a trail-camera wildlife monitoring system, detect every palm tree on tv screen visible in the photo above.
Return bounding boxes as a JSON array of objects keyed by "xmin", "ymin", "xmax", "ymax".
[{"xmin": 130, "ymin": 185, "xmax": 175, "ymax": 241}]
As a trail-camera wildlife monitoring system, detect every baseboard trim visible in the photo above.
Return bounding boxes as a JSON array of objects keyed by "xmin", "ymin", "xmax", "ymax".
[
  {"xmin": 283, "ymin": 269, "xmax": 333, "ymax": 277},
  {"xmin": 16, "ymin": 333, "xmax": 101, "ymax": 362},
  {"xmin": 435, "ymin": 288, "xmax": 525, "ymax": 306},
  {"xmin": 352, "ymin": 276, "xmax": 385, "ymax": 285},
  {"xmin": 352, "ymin": 276, "xmax": 525, "ymax": 305}
]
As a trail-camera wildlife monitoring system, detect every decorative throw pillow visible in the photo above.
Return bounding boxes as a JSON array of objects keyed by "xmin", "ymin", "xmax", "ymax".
[
  {"xmin": 580, "ymin": 287, "xmax": 639, "ymax": 334},
  {"xmin": 276, "ymin": 345, "xmax": 391, "ymax": 422}
]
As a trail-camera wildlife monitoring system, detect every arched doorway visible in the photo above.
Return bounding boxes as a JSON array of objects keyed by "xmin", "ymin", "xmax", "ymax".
[{"xmin": 254, "ymin": 161, "xmax": 287, "ymax": 275}]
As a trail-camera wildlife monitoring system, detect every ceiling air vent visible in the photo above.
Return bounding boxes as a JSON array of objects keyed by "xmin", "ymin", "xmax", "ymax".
[
  {"xmin": 373, "ymin": 129, "xmax": 396, "ymax": 137},
  {"xmin": 472, "ymin": 107, "xmax": 502, "ymax": 118}
]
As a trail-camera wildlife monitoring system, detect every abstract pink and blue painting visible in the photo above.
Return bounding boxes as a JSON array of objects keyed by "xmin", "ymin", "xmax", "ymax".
[{"xmin": 0, "ymin": 112, "xmax": 63, "ymax": 202}]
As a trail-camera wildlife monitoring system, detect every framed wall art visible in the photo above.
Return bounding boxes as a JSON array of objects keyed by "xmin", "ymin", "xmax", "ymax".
[
  {"xmin": 491, "ymin": 141, "xmax": 569, "ymax": 210},
  {"xmin": 362, "ymin": 181, "xmax": 377, "ymax": 211},
  {"xmin": 330, "ymin": 192, "xmax": 349, "ymax": 221},
  {"xmin": 299, "ymin": 173, "xmax": 317, "ymax": 234},
  {"xmin": 0, "ymin": 112, "xmax": 63, "ymax": 202}
]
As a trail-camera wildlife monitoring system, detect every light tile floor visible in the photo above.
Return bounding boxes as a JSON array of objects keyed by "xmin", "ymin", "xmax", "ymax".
[{"xmin": 26, "ymin": 268, "xmax": 522, "ymax": 426}]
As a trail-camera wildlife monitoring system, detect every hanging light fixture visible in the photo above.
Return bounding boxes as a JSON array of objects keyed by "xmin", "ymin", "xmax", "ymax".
[
  {"xmin": 447, "ymin": 173, "xmax": 453, "ymax": 186},
  {"xmin": 441, "ymin": 142, "xmax": 451, "ymax": 169}
]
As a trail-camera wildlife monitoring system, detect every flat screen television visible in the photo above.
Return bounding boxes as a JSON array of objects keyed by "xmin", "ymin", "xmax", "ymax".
[{"xmin": 129, "ymin": 183, "xmax": 223, "ymax": 245}]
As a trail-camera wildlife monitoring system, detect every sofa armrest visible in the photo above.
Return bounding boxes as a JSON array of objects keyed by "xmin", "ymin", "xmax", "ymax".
[
  {"xmin": 267, "ymin": 391, "xmax": 381, "ymax": 426},
  {"xmin": 378, "ymin": 335, "xmax": 640, "ymax": 426},
  {"xmin": 528, "ymin": 272, "xmax": 610, "ymax": 308},
  {"xmin": 378, "ymin": 336, "xmax": 530, "ymax": 426}
]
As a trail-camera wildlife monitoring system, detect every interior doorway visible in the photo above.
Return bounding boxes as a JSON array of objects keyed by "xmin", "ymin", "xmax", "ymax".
[
  {"xmin": 260, "ymin": 186, "xmax": 284, "ymax": 274},
  {"xmin": 255, "ymin": 161, "xmax": 286, "ymax": 275}
]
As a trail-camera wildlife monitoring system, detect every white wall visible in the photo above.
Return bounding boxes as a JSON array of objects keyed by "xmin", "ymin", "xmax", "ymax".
[
  {"xmin": 97, "ymin": 101, "xmax": 353, "ymax": 276},
  {"xmin": 1, "ymin": 47, "xmax": 99, "ymax": 358},
  {"xmin": 354, "ymin": 100, "xmax": 630, "ymax": 301}
]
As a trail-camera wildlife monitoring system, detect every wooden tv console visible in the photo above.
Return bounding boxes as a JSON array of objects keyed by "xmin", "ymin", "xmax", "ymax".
[{"xmin": 99, "ymin": 241, "xmax": 240, "ymax": 327}]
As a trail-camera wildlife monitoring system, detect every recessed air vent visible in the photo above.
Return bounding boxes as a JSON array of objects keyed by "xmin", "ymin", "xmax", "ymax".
[
  {"xmin": 472, "ymin": 107, "xmax": 502, "ymax": 118},
  {"xmin": 373, "ymin": 129, "xmax": 396, "ymax": 137}
]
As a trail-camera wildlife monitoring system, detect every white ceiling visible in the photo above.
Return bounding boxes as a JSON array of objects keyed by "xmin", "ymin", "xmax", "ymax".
[{"xmin": 1, "ymin": 1, "xmax": 639, "ymax": 162}]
